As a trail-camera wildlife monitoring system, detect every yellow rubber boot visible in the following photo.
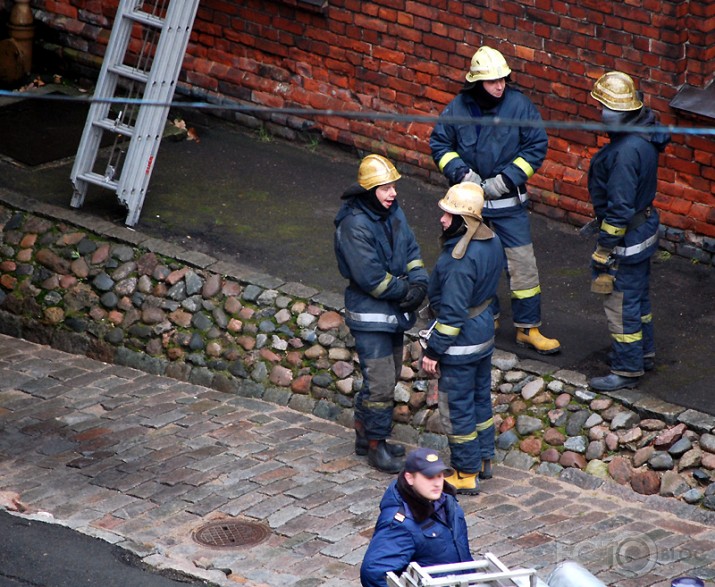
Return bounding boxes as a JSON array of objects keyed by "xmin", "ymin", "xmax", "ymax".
[
  {"xmin": 444, "ymin": 470, "xmax": 480, "ymax": 495},
  {"xmin": 516, "ymin": 327, "xmax": 561, "ymax": 355}
]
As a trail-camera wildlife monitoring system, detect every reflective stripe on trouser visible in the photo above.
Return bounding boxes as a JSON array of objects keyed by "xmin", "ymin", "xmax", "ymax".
[
  {"xmin": 437, "ymin": 357, "xmax": 495, "ymax": 474},
  {"xmin": 486, "ymin": 210, "xmax": 541, "ymax": 327},
  {"xmin": 603, "ymin": 260, "xmax": 653, "ymax": 376},
  {"xmin": 353, "ymin": 330, "xmax": 403, "ymax": 439}
]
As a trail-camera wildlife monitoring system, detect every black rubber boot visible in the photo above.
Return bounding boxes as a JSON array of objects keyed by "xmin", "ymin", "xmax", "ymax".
[
  {"xmin": 355, "ymin": 432, "xmax": 405, "ymax": 457},
  {"xmin": 589, "ymin": 373, "xmax": 640, "ymax": 391},
  {"xmin": 367, "ymin": 440, "xmax": 405, "ymax": 474}
]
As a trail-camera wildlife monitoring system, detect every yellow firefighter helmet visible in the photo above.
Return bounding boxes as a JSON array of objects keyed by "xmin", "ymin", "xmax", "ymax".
[
  {"xmin": 357, "ymin": 154, "xmax": 401, "ymax": 190},
  {"xmin": 590, "ymin": 71, "xmax": 643, "ymax": 111}
]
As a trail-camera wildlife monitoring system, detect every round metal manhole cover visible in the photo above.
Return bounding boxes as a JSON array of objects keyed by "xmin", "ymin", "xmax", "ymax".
[{"xmin": 192, "ymin": 520, "xmax": 270, "ymax": 548}]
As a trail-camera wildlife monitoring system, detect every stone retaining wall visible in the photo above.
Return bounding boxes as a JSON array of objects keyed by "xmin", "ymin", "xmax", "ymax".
[{"xmin": 1, "ymin": 196, "xmax": 715, "ymax": 510}]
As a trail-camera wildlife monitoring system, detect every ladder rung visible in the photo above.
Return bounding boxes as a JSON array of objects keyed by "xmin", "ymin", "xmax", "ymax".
[
  {"xmin": 125, "ymin": 9, "xmax": 166, "ymax": 29},
  {"xmin": 77, "ymin": 172, "xmax": 119, "ymax": 191},
  {"xmin": 93, "ymin": 118, "xmax": 135, "ymax": 138},
  {"xmin": 108, "ymin": 64, "xmax": 149, "ymax": 84}
]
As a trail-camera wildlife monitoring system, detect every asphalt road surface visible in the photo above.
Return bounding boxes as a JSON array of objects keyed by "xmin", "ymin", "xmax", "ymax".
[{"xmin": 0, "ymin": 510, "xmax": 217, "ymax": 587}]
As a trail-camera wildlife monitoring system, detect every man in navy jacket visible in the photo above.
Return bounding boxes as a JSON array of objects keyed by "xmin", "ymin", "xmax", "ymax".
[
  {"xmin": 335, "ymin": 154, "xmax": 429, "ymax": 473},
  {"xmin": 421, "ymin": 182, "xmax": 504, "ymax": 494},
  {"xmin": 430, "ymin": 46, "xmax": 560, "ymax": 355},
  {"xmin": 360, "ymin": 448, "xmax": 472, "ymax": 587},
  {"xmin": 587, "ymin": 72, "xmax": 670, "ymax": 392}
]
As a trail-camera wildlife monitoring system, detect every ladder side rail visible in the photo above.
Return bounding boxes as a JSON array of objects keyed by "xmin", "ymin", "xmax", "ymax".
[
  {"xmin": 69, "ymin": 78, "xmax": 121, "ymax": 207},
  {"xmin": 118, "ymin": 0, "xmax": 199, "ymax": 205},
  {"xmin": 117, "ymin": 0, "xmax": 200, "ymax": 225},
  {"xmin": 70, "ymin": 0, "xmax": 139, "ymax": 206},
  {"xmin": 399, "ymin": 556, "xmax": 539, "ymax": 587},
  {"xmin": 484, "ymin": 553, "xmax": 537, "ymax": 587},
  {"xmin": 409, "ymin": 561, "xmax": 492, "ymax": 576},
  {"xmin": 412, "ymin": 568, "xmax": 535, "ymax": 587}
]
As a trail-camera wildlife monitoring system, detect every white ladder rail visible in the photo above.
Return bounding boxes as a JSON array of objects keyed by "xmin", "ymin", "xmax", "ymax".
[
  {"xmin": 117, "ymin": 0, "xmax": 199, "ymax": 226},
  {"xmin": 69, "ymin": 0, "xmax": 134, "ymax": 204},
  {"xmin": 387, "ymin": 553, "xmax": 540, "ymax": 587},
  {"xmin": 70, "ymin": 0, "xmax": 199, "ymax": 226}
]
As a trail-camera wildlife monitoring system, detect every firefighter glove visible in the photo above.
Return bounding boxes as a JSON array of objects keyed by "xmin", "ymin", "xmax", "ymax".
[
  {"xmin": 482, "ymin": 174, "xmax": 510, "ymax": 199},
  {"xmin": 591, "ymin": 246, "xmax": 613, "ymax": 269},
  {"xmin": 399, "ymin": 283, "xmax": 427, "ymax": 312},
  {"xmin": 462, "ymin": 169, "xmax": 483, "ymax": 185},
  {"xmin": 591, "ymin": 272, "xmax": 615, "ymax": 294}
]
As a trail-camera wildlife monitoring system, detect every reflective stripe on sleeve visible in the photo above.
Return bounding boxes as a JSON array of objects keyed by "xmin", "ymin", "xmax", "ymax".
[
  {"xmin": 513, "ymin": 157, "xmax": 535, "ymax": 178},
  {"xmin": 406, "ymin": 259, "xmax": 425, "ymax": 271},
  {"xmin": 370, "ymin": 273, "xmax": 393, "ymax": 297},
  {"xmin": 438, "ymin": 152, "xmax": 461, "ymax": 172},
  {"xmin": 435, "ymin": 322, "xmax": 461, "ymax": 336},
  {"xmin": 600, "ymin": 220, "xmax": 627, "ymax": 236}
]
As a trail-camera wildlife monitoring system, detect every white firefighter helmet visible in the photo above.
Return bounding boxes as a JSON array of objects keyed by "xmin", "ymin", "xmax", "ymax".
[
  {"xmin": 439, "ymin": 181, "xmax": 486, "ymax": 220},
  {"xmin": 438, "ymin": 182, "xmax": 494, "ymax": 259},
  {"xmin": 466, "ymin": 46, "xmax": 512, "ymax": 83}
]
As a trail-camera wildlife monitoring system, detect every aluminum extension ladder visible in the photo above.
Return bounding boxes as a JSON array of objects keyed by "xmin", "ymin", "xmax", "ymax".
[
  {"xmin": 387, "ymin": 553, "xmax": 545, "ymax": 587},
  {"xmin": 70, "ymin": 0, "xmax": 199, "ymax": 226}
]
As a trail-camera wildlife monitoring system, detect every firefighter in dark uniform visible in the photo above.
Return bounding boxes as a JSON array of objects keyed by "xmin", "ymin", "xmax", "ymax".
[
  {"xmin": 360, "ymin": 448, "xmax": 472, "ymax": 587},
  {"xmin": 421, "ymin": 182, "xmax": 504, "ymax": 495},
  {"xmin": 334, "ymin": 154, "xmax": 429, "ymax": 473},
  {"xmin": 430, "ymin": 46, "xmax": 560, "ymax": 355},
  {"xmin": 587, "ymin": 71, "xmax": 670, "ymax": 392}
]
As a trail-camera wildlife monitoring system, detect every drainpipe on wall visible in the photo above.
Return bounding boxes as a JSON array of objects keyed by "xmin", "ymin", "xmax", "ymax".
[{"xmin": 7, "ymin": 0, "xmax": 34, "ymax": 74}]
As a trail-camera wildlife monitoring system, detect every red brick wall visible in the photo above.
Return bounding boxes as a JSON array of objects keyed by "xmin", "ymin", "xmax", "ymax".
[{"xmin": 16, "ymin": 0, "xmax": 715, "ymax": 244}]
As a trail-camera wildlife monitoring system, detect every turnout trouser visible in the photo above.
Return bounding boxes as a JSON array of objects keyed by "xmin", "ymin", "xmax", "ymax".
[
  {"xmin": 437, "ymin": 356, "xmax": 495, "ymax": 474},
  {"xmin": 353, "ymin": 330, "xmax": 403, "ymax": 439},
  {"xmin": 486, "ymin": 208, "xmax": 542, "ymax": 328},
  {"xmin": 604, "ymin": 259, "xmax": 653, "ymax": 376}
]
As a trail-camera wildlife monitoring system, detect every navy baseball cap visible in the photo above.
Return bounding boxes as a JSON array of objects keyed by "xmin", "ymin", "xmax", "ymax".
[{"xmin": 405, "ymin": 448, "xmax": 454, "ymax": 477}]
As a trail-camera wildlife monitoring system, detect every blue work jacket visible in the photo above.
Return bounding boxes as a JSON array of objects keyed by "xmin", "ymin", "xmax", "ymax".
[
  {"xmin": 430, "ymin": 86, "xmax": 548, "ymax": 217},
  {"xmin": 360, "ymin": 480, "xmax": 472, "ymax": 587},
  {"xmin": 334, "ymin": 196, "xmax": 428, "ymax": 332},
  {"xmin": 588, "ymin": 108, "xmax": 670, "ymax": 265},
  {"xmin": 425, "ymin": 233, "xmax": 504, "ymax": 364}
]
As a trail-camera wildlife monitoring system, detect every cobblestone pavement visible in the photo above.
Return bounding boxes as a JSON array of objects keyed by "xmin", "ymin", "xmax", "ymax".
[{"xmin": 1, "ymin": 334, "xmax": 714, "ymax": 587}]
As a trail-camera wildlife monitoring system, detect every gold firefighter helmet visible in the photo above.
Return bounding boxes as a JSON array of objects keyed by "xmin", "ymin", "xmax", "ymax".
[
  {"xmin": 439, "ymin": 182, "xmax": 494, "ymax": 259},
  {"xmin": 357, "ymin": 154, "xmax": 401, "ymax": 190},
  {"xmin": 465, "ymin": 46, "xmax": 512, "ymax": 83},
  {"xmin": 590, "ymin": 71, "xmax": 643, "ymax": 111}
]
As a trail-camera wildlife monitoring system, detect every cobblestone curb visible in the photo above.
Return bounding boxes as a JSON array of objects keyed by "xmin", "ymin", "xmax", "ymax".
[{"xmin": 1, "ymin": 191, "xmax": 715, "ymax": 511}]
